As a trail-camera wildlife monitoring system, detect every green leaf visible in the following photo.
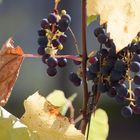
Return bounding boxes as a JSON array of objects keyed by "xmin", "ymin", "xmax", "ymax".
[
  {"xmin": 87, "ymin": 15, "xmax": 97, "ymax": 26},
  {"xmin": 86, "ymin": 109, "xmax": 109, "ymax": 140},
  {"xmin": 46, "ymin": 90, "xmax": 67, "ymax": 107}
]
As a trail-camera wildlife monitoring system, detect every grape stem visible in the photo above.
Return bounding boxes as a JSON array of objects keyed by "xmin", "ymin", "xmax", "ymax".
[
  {"xmin": 80, "ymin": 0, "xmax": 89, "ymax": 134},
  {"xmin": 68, "ymin": 27, "xmax": 80, "ymax": 55}
]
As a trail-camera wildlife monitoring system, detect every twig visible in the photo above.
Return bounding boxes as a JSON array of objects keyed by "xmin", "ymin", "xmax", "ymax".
[
  {"xmin": 80, "ymin": 0, "xmax": 89, "ymax": 134},
  {"xmin": 68, "ymin": 27, "xmax": 80, "ymax": 55},
  {"xmin": 74, "ymin": 115, "xmax": 83, "ymax": 124}
]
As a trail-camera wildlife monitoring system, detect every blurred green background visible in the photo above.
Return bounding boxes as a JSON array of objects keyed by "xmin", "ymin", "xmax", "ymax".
[{"xmin": 0, "ymin": 0, "xmax": 140, "ymax": 140}]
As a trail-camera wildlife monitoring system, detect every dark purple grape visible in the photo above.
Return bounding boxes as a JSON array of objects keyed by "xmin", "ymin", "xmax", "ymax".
[
  {"xmin": 58, "ymin": 58, "xmax": 67, "ymax": 67},
  {"xmin": 52, "ymin": 39, "xmax": 60, "ymax": 48},
  {"xmin": 134, "ymin": 74, "xmax": 140, "ymax": 85},
  {"xmin": 130, "ymin": 61, "xmax": 140, "ymax": 73},
  {"xmin": 59, "ymin": 34, "xmax": 67, "ymax": 43},
  {"xmin": 61, "ymin": 14, "xmax": 71, "ymax": 23},
  {"xmin": 97, "ymin": 33, "xmax": 108, "ymax": 44},
  {"xmin": 69, "ymin": 72, "xmax": 79, "ymax": 82},
  {"xmin": 116, "ymin": 84, "xmax": 128, "ymax": 97},
  {"xmin": 105, "ymin": 39, "xmax": 115, "ymax": 48},
  {"xmin": 134, "ymin": 87, "xmax": 140, "ymax": 97},
  {"xmin": 37, "ymin": 47, "xmax": 45, "ymax": 55},
  {"xmin": 107, "ymin": 87, "xmax": 117, "ymax": 97},
  {"xmin": 114, "ymin": 60, "xmax": 126, "ymax": 72},
  {"xmin": 94, "ymin": 27, "xmax": 105, "ymax": 37},
  {"xmin": 132, "ymin": 54, "xmax": 140, "ymax": 62},
  {"xmin": 98, "ymin": 82, "xmax": 109, "ymax": 93},
  {"xmin": 73, "ymin": 77, "xmax": 82, "ymax": 87},
  {"xmin": 38, "ymin": 36, "xmax": 48, "ymax": 46},
  {"xmin": 47, "ymin": 67, "xmax": 57, "ymax": 77},
  {"xmin": 136, "ymin": 42, "xmax": 140, "ymax": 54},
  {"xmin": 136, "ymin": 97, "xmax": 140, "ymax": 106},
  {"xmin": 121, "ymin": 106, "xmax": 133, "ymax": 118},
  {"xmin": 41, "ymin": 18, "xmax": 50, "ymax": 29},
  {"xmin": 58, "ymin": 19, "xmax": 69, "ymax": 32},
  {"xmin": 100, "ymin": 48, "xmax": 108, "ymax": 58},
  {"xmin": 128, "ymin": 43, "xmax": 137, "ymax": 53},
  {"xmin": 42, "ymin": 54, "xmax": 50, "ymax": 64},
  {"xmin": 38, "ymin": 29, "xmax": 46, "ymax": 36},
  {"xmin": 46, "ymin": 57, "xmax": 58, "ymax": 67},
  {"xmin": 110, "ymin": 70, "xmax": 123, "ymax": 82},
  {"xmin": 48, "ymin": 13, "xmax": 57, "ymax": 24}
]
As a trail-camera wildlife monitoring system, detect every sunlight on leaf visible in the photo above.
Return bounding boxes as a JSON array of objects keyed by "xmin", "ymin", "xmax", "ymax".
[
  {"xmin": 21, "ymin": 92, "xmax": 85, "ymax": 140},
  {"xmin": 86, "ymin": 109, "xmax": 109, "ymax": 140},
  {"xmin": 0, "ymin": 107, "xmax": 38, "ymax": 140},
  {"xmin": 46, "ymin": 90, "xmax": 67, "ymax": 107},
  {"xmin": 87, "ymin": 0, "xmax": 140, "ymax": 52},
  {"xmin": 0, "ymin": 38, "xmax": 24, "ymax": 106}
]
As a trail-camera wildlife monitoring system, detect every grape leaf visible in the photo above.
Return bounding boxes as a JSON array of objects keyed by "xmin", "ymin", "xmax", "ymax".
[
  {"xmin": 0, "ymin": 107, "xmax": 38, "ymax": 140},
  {"xmin": 0, "ymin": 38, "xmax": 24, "ymax": 106},
  {"xmin": 21, "ymin": 92, "xmax": 85, "ymax": 140},
  {"xmin": 87, "ymin": 0, "xmax": 140, "ymax": 52},
  {"xmin": 46, "ymin": 90, "xmax": 67, "ymax": 107},
  {"xmin": 87, "ymin": 15, "xmax": 97, "ymax": 26},
  {"xmin": 86, "ymin": 109, "xmax": 109, "ymax": 140}
]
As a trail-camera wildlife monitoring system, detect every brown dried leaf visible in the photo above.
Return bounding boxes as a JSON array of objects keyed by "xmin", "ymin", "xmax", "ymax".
[{"xmin": 0, "ymin": 38, "xmax": 24, "ymax": 106}]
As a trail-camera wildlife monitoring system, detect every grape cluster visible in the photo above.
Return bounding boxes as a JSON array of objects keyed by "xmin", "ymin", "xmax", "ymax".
[
  {"xmin": 37, "ymin": 10, "xmax": 71, "ymax": 76},
  {"xmin": 87, "ymin": 26, "xmax": 140, "ymax": 117}
]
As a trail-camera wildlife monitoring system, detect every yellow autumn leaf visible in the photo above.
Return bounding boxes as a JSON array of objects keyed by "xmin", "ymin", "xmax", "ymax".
[
  {"xmin": 86, "ymin": 109, "xmax": 109, "ymax": 140},
  {"xmin": 87, "ymin": 0, "xmax": 140, "ymax": 52},
  {"xmin": 21, "ymin": 92, "xmax": 85, "ymax": 140}
]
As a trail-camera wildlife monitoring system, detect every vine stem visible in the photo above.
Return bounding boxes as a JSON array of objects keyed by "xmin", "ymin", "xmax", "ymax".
[{"xmin": 80, "ymin": 0, "xmax": 89, "ymax": 134}]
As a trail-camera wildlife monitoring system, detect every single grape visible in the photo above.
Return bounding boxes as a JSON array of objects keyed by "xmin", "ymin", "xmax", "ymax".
[
  {"xmin": 47, "ymin": 67, "xmax": 57, "ymax": 77},
  {"xmin": 136, "ymin": 42, "xmax": 140, "ymax": 54},
  {"xmin": 107, "ymin": 87, "xmax": 117, "ymax": 97},
  {"xmin": 132, "ymin": 54, "xmax": 140, "ymax": 62},
  {"xmin": 98, "ymin": 82, "xmax": 109, "ymax": 93},
  {"xmin": 134, "ymin": 87, "xmax": 140, "ymax": 97},
  {"xmin": 46, "ymin": 57, "xmax": 58, "ymax": 67},
  {"xmin": 58, "ymin": 19, "xmax": 69, "ymax": 32},
  {"xmin": 52, "ymin": 39, "xmax": 60, "ymax": 48},
  {"xmin": 97, "ymin": 33, "xmax": 108, "ymax": 44},
  {"xmin": 134, "ymin": 74, "xmax": 140, "ymax": 85},
  {"xmin": 114, "ymin": 60, "xmax": 126, "ymax": 72},
  {"xmin": 61, "ymin": 14, "xmax": 71, "ymax": 23},
  {"xmin": 128, "ymin": 43, "xmax": 137, "ymax": 53},
  {"xmin": 94, "ymin": 27, "xmax": 105, "ymax": 37},
  {"xmin": 38, "ymin": 36, "xmax": 48, "ymax": 46},
  {"xmin": 108, "ymin": 47, "xmax": 117, "ymax": 58},
  {"xmin": 48, "ymin": 13, "xmax": 57, "ymax": 24},
  {"xmin": 59, "ymin": 34, "xmax": 67, "ymax": 43},
  {"xmin": 37, "ymin": 46, "xmax": 45, "ymax": 55},
  {"xmin": 110, "ymin": 70, "xmax": 123, "ymax": 82},
  {"xmin": 116, "ymin": 84, "xmax": 128, "ymax": 97},
  {"xmin": 38, "ymin": 29, "xmax": 46, "ymax": 36},
  {"xmin": 69, "ymin": 72, "xmax": 79, "ymax": 82},
  {"xmin": 130, "ymin": 61, "xmax": 140, "ymax": 73},
  {"xmin": 42, "ymin": 54, "xmax": 50, "ymax": 64},
  {"xmin": 58, "ymin": 57, "xmax": 67, "ymax": 67},
  {"xmin": 121, "ymin": 106, "xmax": 133, "ymax": 118},
  {"xmin": 73, "ymin": 77, "xmax": 82, "ymax": 87},
  {"xmin": 105, "ymin": 39, "xmax": 115, "ymax": 48},
  {"xmin": 41, "ymin": 18, "xmax": 50, "ymax": 29},
  {"xmin": 100, "ymin": 48, "xmax": 108, "ymax": 58}
]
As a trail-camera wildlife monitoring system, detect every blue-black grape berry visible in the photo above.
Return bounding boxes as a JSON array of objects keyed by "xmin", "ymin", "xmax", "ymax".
[
  {"xmin": 38, "ymin": 29, "xmax": 46, "ymax": 36},
  {"xmin": 38, "ymin": 36, "xmax": 48, "ymax": 46},
  {"xmin": 41, "ymin": 18, "xmax": 50, "ymax": 29},
  {"xmin": 58, "ymin": 19, "xmax": 69, "ymax": 32},
  {"xmin": 121, "ymin": 106, "xmax": 133, "ymax": 118},
  {"xmin": 37, "ymin": 46, "xmax": 45, "ymax": 55},
  {"xmin": 47, "ymin": 67, "xmax": 57, "ymax": 77},
  {"xmin": 46, "ymin": 57, "xmax": 58, "ymax": 67},
  {"xmin": 61, "ymin": 14, "xmax": 71, "ymax": 23},
  {"xmin": 59, "ymin": 34, "xmax": 67, "ymax": 43},
  {"xmin": 48, "ymin": 13, "xmax": 57, "ymax": 24},
  {"xmin": 58, "ymin": 57, "xmax": 67, "ymax": 67}
]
